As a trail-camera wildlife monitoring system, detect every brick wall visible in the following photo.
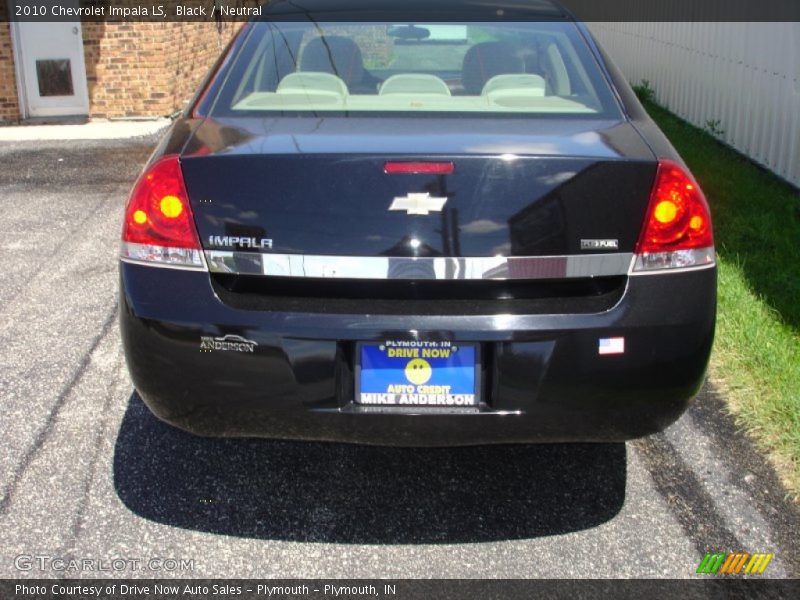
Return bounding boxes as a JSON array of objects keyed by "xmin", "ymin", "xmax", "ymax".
[
  {"xmin": 0, "ymin": 18, "xmax": 240, "ymax": 122},
  {"xmin": 0, "ymin": 18, "xmax": 20, "ymax": 122},
  {"xmin": 83, "ymin": 21, "xmax": 241, "ymax": 119}
]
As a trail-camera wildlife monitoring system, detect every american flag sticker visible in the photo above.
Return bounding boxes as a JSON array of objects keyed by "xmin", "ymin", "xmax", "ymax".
[{"xmin": 598, "ymin": 337, "xmax": 625, "ymax": 355}]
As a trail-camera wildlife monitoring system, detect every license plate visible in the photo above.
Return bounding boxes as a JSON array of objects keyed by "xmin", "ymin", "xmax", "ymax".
[{"xmin": 356, "ymin": 341, "xmax": 479, "ymax": 407}]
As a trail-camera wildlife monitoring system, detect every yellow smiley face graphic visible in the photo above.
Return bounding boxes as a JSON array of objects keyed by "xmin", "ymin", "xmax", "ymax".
[{"xmin": 404, "ymin": 358, "xmax": 432, "ymax": 385}]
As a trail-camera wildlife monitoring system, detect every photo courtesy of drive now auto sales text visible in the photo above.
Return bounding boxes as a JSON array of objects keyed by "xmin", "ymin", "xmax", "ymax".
[{"xmin": 14, "ymin": 583, "xmax": 390, "ymax": 597}]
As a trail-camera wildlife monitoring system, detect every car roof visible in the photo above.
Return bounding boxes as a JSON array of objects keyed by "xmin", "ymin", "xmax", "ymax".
[{"xmin": 258, "ymin": 0, "xmax": 571, "ymax": 22}]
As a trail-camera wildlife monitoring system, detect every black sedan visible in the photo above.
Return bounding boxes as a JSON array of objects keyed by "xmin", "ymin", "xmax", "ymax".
[{"xmin": 120, "ymin": 0, "xmax": 716, "ymax": 445}]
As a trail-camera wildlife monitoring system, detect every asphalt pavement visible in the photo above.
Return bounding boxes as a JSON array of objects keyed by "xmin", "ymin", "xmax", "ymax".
[{"xmin": 0, "ymin": 136, "xmax": 798, "ymax": 579}]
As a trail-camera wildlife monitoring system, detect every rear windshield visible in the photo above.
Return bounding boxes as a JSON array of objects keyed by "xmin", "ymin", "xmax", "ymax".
[{"xmin": 209, "ymin": 21, "xmax": 620, "ymax": 118}]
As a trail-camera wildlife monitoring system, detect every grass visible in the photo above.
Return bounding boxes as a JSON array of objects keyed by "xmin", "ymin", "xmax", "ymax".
[{"xmin": 643, "ymin": 101, "xmax": 800, "ymax": 501}]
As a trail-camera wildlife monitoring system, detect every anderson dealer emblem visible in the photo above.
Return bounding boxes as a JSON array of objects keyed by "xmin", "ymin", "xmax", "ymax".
[
  {"xmin": 200, "ymin": 334, "xmax": 258, "ymax": 353},
  {"xmin": 389, "ymin": 192, "xmax": 447, "ymax": 215}
]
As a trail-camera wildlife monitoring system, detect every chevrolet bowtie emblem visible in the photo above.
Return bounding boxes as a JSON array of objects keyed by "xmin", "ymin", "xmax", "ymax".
[{"xmin": 389, "ymin": 193, "xmax": 448, "ymax": 215}]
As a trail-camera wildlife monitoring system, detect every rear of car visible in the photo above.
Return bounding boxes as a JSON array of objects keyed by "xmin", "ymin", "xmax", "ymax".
[{"xmin": 119, "ymin": 1, "xmax": 715, "ymax": 445}]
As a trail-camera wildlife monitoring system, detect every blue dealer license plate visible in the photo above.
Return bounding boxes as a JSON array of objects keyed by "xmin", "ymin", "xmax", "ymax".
[{"xmin": 356, "ymin": 341, "xmax": 479, "ymax": 407}]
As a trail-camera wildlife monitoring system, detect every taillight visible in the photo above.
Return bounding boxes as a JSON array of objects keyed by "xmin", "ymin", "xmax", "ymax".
[
  {"xmin": 120, "ymin": 155, "xmax": 205, "ymax": 269},
  {"xmin": 633, "ymin": 159, "xmax": 715, "ymax": 272}
]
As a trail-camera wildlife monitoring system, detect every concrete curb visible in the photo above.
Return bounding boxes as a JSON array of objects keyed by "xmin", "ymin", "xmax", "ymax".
[{"xmin": 0, "ymin": 119, "xmax": 171, "ymax": 142}]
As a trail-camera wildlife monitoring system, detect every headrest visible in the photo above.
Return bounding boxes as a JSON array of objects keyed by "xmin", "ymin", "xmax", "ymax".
[
  {"xmin": 482, "ymin": 74, "xmax": 546, "ymax": 97},
  {"xmin": 379, "ymin": 74, "xmax": 451, "ymax": 96},
  {"xmin": 300, "ymin": 36, "xmax": 365, "ymax": 87},
  {"xmin": 462, "ymin": 42, "xmax": 525, "ymax": 95},
  {"xmin": 277, "ymin": 72, "xmax": 349, "ymax": 97}
]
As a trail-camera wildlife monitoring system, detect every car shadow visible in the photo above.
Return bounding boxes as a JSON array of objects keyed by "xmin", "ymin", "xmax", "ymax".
[{"xmin": 113, "ymin": 393, "xmax": 626, "ymax": 544}]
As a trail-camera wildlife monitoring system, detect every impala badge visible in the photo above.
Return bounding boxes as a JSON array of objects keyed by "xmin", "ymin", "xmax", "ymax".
[{"xmin": 389, "ymin": 193, "xmax": 447, "ymax": 215}]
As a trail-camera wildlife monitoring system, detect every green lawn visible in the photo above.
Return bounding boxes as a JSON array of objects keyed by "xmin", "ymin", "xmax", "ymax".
[{"xmin": 644, "ymin": 101, "xmax": 800, "ymax": 501}]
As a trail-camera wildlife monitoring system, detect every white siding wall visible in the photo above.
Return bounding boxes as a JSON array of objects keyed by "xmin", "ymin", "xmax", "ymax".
[{"xmin": 590, "ymin": 22, "xmax": 800, "ymax": 188}]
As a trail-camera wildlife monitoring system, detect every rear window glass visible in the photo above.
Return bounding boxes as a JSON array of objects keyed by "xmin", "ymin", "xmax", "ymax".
[{"xmin": 210, "ymin": 21, "xmax": 620, "ymax": 118}]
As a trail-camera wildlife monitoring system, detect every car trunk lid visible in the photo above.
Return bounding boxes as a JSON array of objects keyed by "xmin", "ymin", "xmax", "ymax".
[{"xmin": 180, "ymin": 117, "xmax": 656, "ymax": 262}]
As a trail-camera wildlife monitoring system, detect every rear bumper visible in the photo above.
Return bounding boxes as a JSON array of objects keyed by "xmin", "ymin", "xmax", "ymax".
[{"xmin": 120, "ymin": 263, "xmax": 715, "ymax": 445}]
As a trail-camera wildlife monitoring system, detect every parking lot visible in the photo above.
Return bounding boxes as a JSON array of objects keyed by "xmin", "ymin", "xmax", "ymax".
[{"xmin": 1, "ymin": 136, "xmax": 798, "ymax": 579}]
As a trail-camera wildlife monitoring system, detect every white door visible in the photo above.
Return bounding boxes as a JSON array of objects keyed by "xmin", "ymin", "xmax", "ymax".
[{"xmin": 13, "ymin": 20, "xmax": 90, "ymax": 117}]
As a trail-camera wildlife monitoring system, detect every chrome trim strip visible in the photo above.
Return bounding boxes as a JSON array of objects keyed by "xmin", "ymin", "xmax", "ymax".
[{"xmin": 204, "ymin": 251, "xmax": 634, "ymax": 280}]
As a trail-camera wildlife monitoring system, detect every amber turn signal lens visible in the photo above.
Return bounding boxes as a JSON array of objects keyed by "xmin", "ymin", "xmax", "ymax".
[
  {"xmin": 159, "ymin": 195, "xmax": 184, "ymax": 219},
  {"xmin": 653, "ymin": 200, "xmax": 678, "ymax": 224},
  {"xmin": 132, "ymin": 209, "xmax": 148, "ymax": 225}
]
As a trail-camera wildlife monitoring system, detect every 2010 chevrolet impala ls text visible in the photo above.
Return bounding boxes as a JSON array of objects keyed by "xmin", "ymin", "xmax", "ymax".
[{"xmin": 119, "ymin": 0, "xmax": 716, "ymax": 445}]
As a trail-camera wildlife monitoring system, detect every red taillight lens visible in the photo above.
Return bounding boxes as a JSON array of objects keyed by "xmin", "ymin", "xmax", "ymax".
[
  {"xmin": 384, "ymin": 161, "xmax": 455, "ymax": 175},
  {"xmin": 123, "ymin": 155, "xmax": 200, "ymax": 248},
  {"xmin": 637, "ymin": 160, "xmax": 713, "ymax": 252},
  {"xmin": 633, "ymin": 159, "xmax": 715, "ymax": 272},
  {"xmin": 121, "ymin": 155, "xmax": 204, "ymax": 269}
]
